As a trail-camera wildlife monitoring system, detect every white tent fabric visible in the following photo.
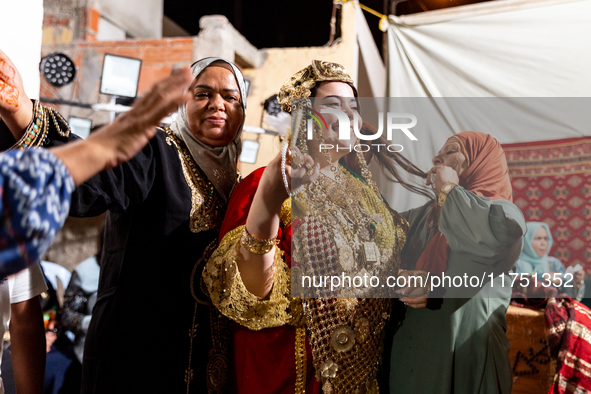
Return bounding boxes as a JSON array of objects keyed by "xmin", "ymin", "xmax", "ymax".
[
  {"xmin": 0, "ymin": 0, "xmax": 43, "ymax": 100},
  {"xmin": 381, "ymin": 0, "xmax": 591, "ymax": 210},
  {"xmin": 355, "ymin": 5, "xmax": 386, "ymax": 97}
]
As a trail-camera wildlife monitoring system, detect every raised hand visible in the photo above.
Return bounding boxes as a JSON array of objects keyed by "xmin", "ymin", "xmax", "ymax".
[
  {"xmin": 50, "ymin": 66, "xmax": 193, "ymax": 185},
  {"xmin": 286, "ymin": 146, "xmax": 319, "ymax": 194},
  {"xmin": 0, "ymin": 49, "xmax": 33, "ymax": 138},
  {"xmin": 0, "ymin": 49, "xmax": 22, "ymax": 109},
  {"xmin": 85, "ymin": 66, "xmax": 194, "ymax": 169},
  {"xmin": 426, "ymin": 165, "xmax": 459, "ymax": 194}
]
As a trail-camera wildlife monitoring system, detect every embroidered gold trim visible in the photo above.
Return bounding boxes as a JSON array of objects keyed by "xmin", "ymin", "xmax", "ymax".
[
  {"xmin": 203, "ymin": 225, "xmax": 292, "ymax": 331},
  {"xmin": 184, "ymin": 301, "xmax": 198, "ymax": 393},
  {"xmin": 295, "ymin": 326, "xmax": 307, "ymax": 394},
  {"xmin": 163, "ymin": 127, "xmax": 224, "ymax": 233},
  {"xmin": 281, "ymin": 198, "xmax": 292, "ymax": 229},
  {"xmin": 185, "ymin": 241, "xmax": 220, "ymax": 393},
  {"xmin": 191, "ymin": 241, "xmax": 218, "ymax": 306},
  {"xmin": 220, "ymin": 226, "xmax": 244, "ymax": 247}
]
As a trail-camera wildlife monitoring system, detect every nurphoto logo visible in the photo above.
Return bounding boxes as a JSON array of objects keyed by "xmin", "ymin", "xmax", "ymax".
[{"xmin": 305, "ymin": 108, "xmax": 418, "ymax": 153}]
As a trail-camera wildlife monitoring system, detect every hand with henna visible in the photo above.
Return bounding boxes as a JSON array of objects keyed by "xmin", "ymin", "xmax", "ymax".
[{"xmin": 0, "ymin": 49, "xmax": 33, "ymax": 141}]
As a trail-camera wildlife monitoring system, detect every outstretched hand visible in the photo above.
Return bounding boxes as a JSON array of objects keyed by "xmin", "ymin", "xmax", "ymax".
[
  {"xmin": 85, "ymin": 66, "xmax": 194, "ymax": 170},
  {"xmin": 51, "ymin": 66, "xmax": 194, "ymax": 185},
  {"xmin": 0, "ymin": 48, "xmax": 33, "ymax": 138}
]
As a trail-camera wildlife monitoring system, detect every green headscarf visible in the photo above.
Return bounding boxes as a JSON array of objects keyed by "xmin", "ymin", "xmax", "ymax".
[{"xmin": 516, "ymin": 222, "xmax": 553, "ymax": 275}]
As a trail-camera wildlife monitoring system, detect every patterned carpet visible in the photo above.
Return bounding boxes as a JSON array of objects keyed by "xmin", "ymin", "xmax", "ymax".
[{"xmin": 503, "ymin": 137, "xmax": 591, "ymax": 270}]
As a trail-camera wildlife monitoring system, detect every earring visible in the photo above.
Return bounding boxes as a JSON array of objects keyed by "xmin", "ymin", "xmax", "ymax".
[{"xmin": 355, "ymin": 138, "xmax": 380, "ymax": 195}]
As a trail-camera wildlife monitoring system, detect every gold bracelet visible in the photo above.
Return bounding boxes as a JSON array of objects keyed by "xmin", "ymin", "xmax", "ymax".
[
  {"xmin": 240, "ymin": 227, "xmax": 277, "ymax": 255},
  {"xmin": 437, "ymin": 181, "xmax": 457, "ymax": 206}
]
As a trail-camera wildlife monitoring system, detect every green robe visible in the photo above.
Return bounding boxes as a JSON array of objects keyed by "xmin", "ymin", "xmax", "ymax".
[{"xmin": 390, "ymin": 186, "xmax": 526, "ymax": 393}]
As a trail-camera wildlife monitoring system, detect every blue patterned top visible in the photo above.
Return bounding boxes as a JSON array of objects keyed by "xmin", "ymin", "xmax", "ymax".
[{"xmin": 0, "ymin": 149, "xmax": 73, "ymax": 279}]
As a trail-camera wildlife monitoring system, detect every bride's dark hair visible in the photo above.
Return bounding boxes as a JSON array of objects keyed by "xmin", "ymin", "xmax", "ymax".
[
  {"xmin": 340, "ymin": 122, "xmax": 435, "ymax": 201},
  {"xmin": 309, "ymin": 83, "xmax": 433, "ymax": 201}
]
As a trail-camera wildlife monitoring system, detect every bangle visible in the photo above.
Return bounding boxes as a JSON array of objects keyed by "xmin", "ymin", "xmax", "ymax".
[
  {"xmin": 11, "ymin": 100, "xmax": 48, "ymax": 150},
  {"xmin": 240, "ymin": 227, "xmax": 277, "ymax": 255},
  {"xmin": 10, "ymin": 100, "xmax": 70, "ymax": 150},
  {"xmin": 437, "ymin": 182, "xmax": 457, "ymax": 206}
]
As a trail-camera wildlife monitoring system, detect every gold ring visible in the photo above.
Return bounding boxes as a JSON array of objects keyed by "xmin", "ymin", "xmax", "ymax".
[
  {"xmin": 291, "ymin": 153, "xmax": 304, "ymax": 168},
  {"xmin": 304, "ymin": 162, "xmax": 314, "ymax": 176}
]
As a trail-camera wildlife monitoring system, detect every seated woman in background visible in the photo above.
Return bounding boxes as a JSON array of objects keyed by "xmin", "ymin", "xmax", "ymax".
[{"xmin": 515, "ymin": 222, "xmax": 565, "ymax": 280}]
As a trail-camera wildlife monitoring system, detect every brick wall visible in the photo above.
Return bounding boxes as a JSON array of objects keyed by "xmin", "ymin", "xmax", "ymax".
[{"xmin": 41, "ymin": 37, "xmax": 194, "ymax": 125}]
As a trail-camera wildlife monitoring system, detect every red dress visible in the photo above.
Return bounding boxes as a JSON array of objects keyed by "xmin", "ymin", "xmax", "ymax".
[{"xmin": 212, "ymin": 168, "xmax": 320, "ymax": 394}]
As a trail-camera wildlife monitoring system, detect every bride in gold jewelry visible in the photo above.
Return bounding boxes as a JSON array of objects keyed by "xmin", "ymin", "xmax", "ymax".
[{"xmin": 203, "ymin": 61, "xmax": 413, "ymax": 393}]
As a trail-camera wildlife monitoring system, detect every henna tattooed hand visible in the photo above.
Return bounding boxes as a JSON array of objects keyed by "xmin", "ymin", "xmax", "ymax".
[
  {"xmin": 0, "ymin": 49, "xmax": 34, "ymax": 140},
  {"xmin": 0, "ymin": 49, "xmax": 25, "ymax": 113}
]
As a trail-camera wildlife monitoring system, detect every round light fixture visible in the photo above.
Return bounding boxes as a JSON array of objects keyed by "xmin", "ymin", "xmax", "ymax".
[
  {"xmin": 263, "ymin": 94, "xmax": 282, "ymax": 117},
  {"xmin": 40, "ymin": 53, "xmax": 77, "ymax": 88}
]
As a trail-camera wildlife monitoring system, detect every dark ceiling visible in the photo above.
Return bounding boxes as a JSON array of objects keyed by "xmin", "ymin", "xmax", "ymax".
[{"xmin": 164, "ymin": 0, "xmax": 492, "ymax": 56}]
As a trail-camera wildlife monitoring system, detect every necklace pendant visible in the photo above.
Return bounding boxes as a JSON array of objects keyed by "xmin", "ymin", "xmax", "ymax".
[{"xmin": 361, "ymin": 242, "xmax": 380, "ymax": 265}]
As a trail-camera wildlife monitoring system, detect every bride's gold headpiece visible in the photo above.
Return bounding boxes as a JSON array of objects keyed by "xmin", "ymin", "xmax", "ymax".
[
  {"xmin": 278, "ymin": 60, "xmax": 357, "ymax": 114},
  {"xmin": 278, "ymin": 60, "xmax": 380, "ymax": 198}
]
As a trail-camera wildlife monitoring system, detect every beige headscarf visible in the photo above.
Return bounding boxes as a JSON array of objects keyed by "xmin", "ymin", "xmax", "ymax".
[{"xmin": 170, "ymin": 58, "xmax": 247, "ymax": 202}]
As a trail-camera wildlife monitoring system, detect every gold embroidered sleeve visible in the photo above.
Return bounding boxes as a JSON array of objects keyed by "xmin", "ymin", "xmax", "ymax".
[{"xmin": 203, "ymin": 225, "xmax": 292, "ymax": 331}]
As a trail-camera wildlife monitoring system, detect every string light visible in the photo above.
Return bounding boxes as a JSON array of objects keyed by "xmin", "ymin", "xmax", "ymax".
[{"xmin": 336, "ymin": 0, "xmax": 390, "ymax": 32}]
